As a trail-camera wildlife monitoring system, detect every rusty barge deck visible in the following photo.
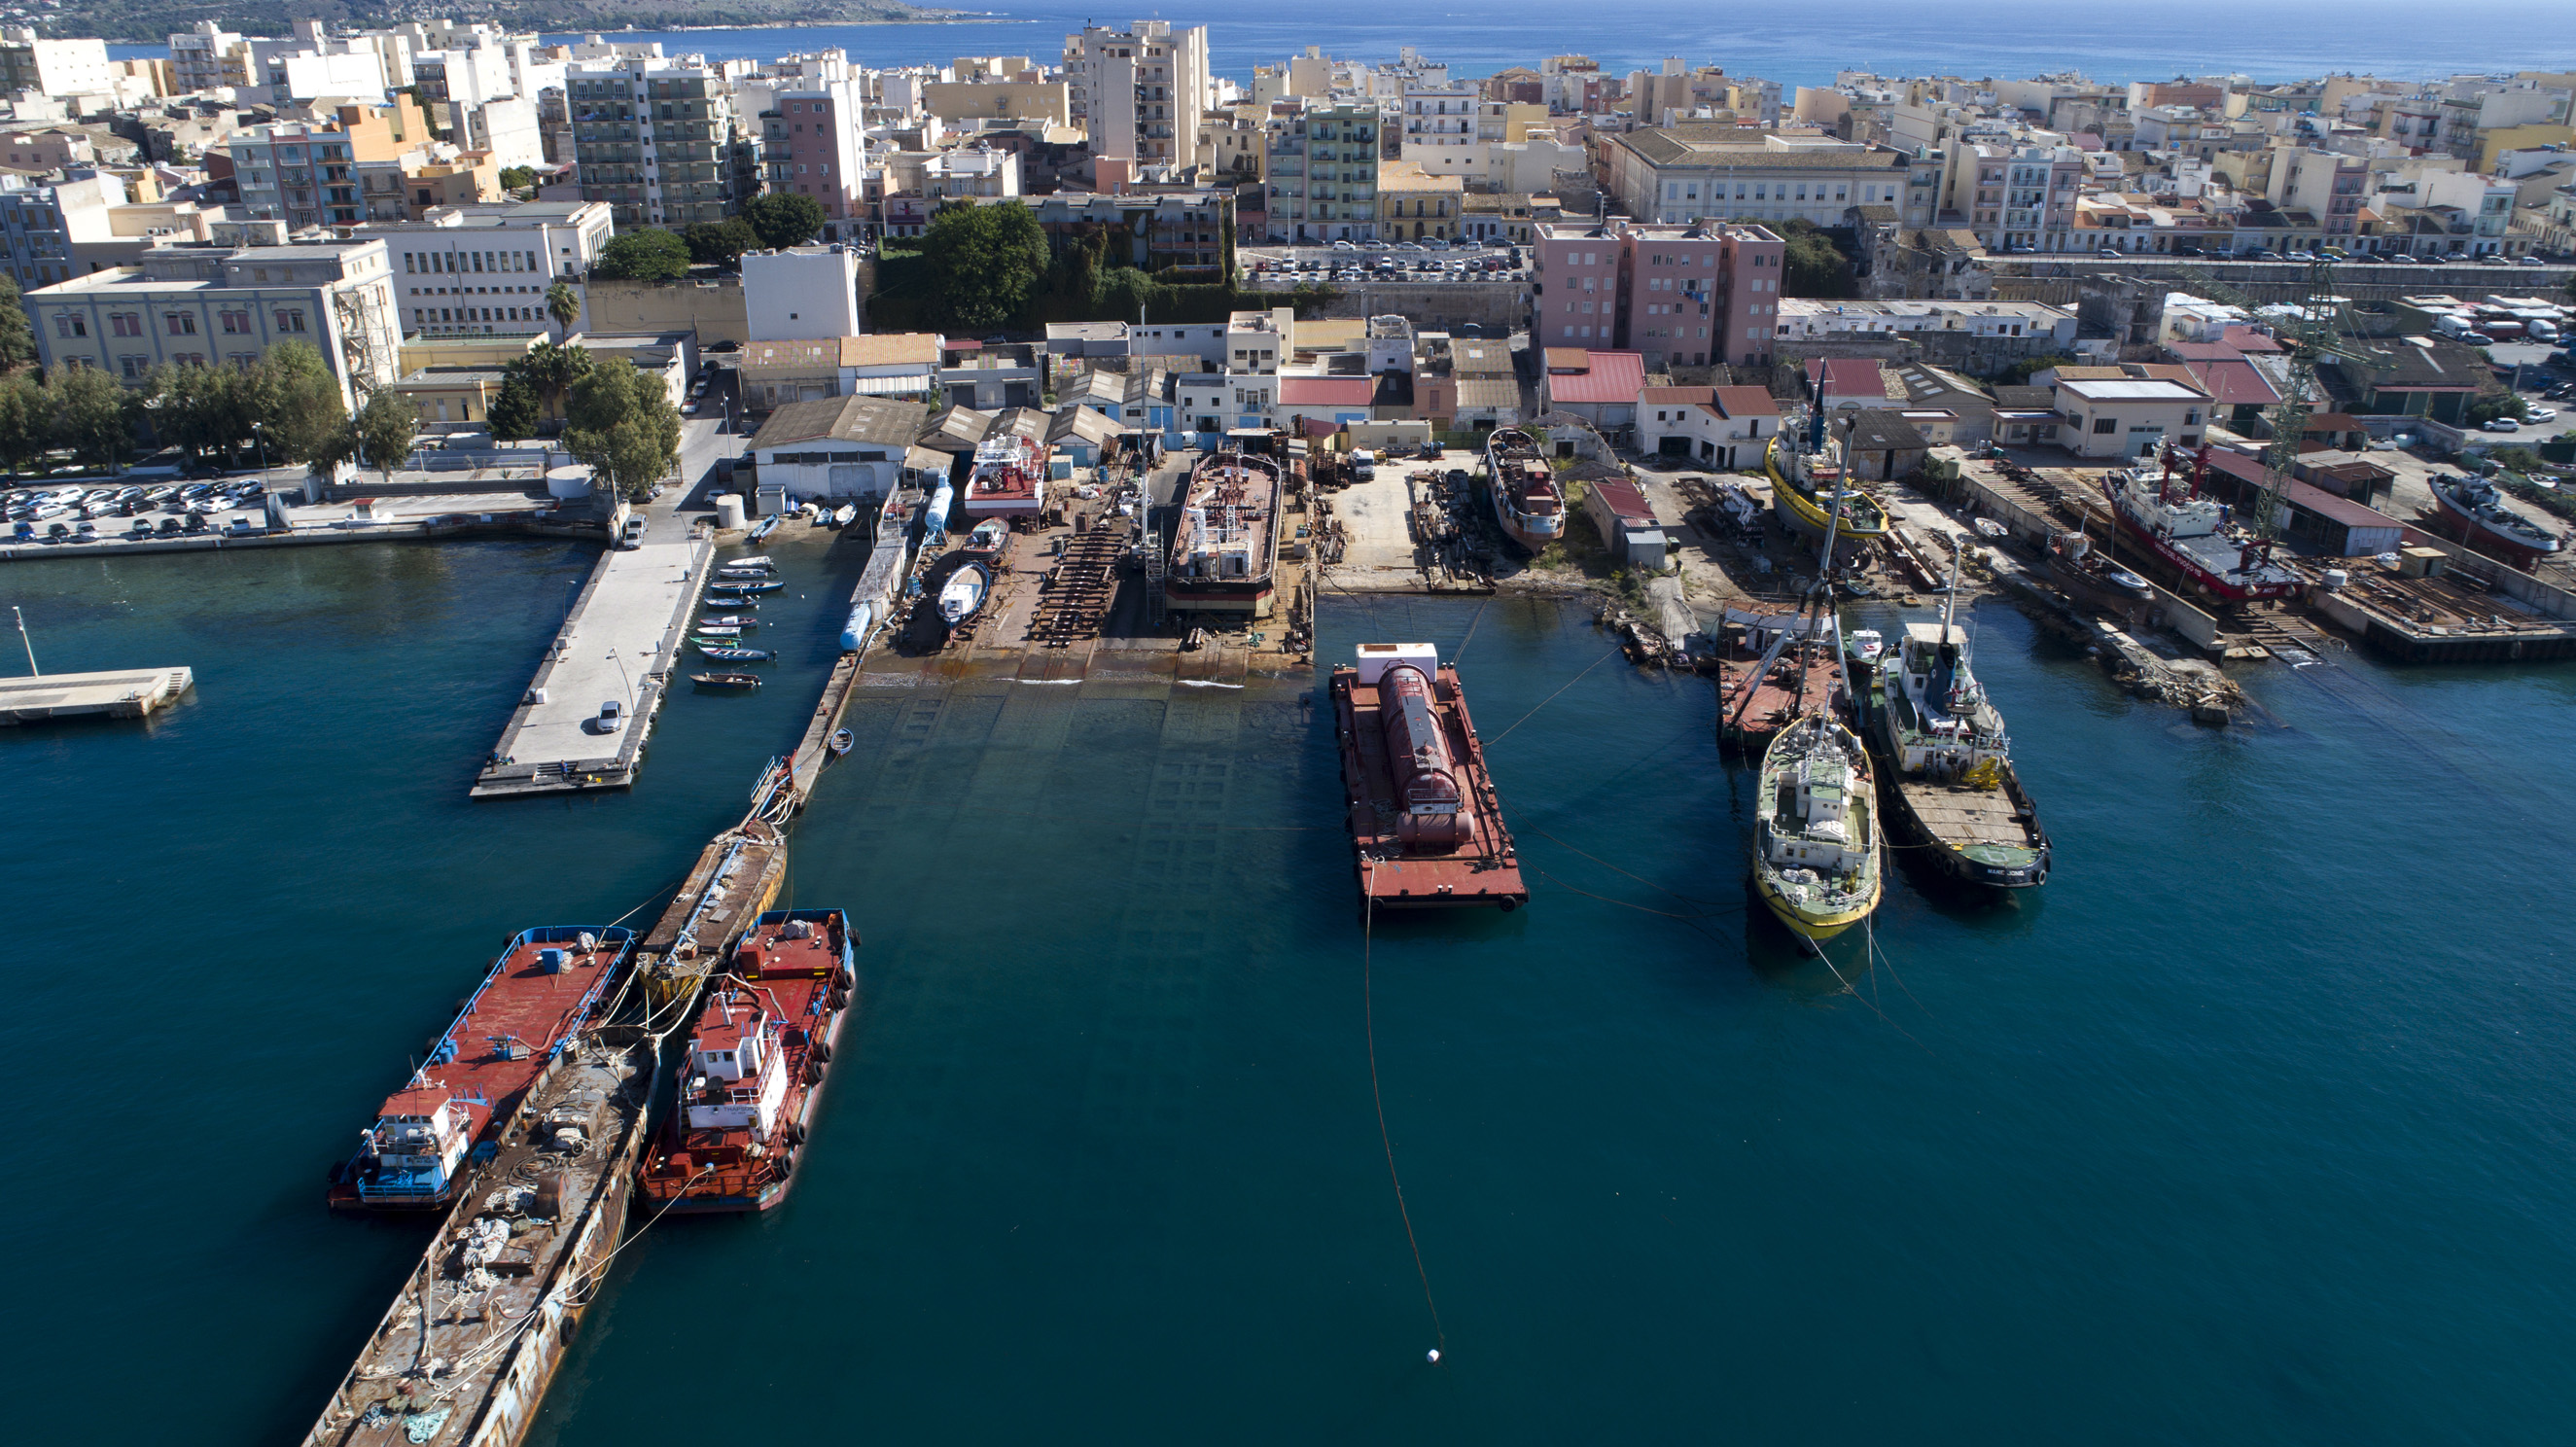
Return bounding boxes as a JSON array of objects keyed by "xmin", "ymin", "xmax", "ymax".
[{"xmin": 1330, "ymin": 661, "xmax": 1528, "ymax": 911}]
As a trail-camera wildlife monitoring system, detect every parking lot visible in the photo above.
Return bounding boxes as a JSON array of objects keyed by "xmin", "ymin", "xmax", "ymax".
[
  {"xmin": 6, "ymin": 476, "xmax": 281, "ymax": 544},
  {"xmin": 1241, "ymin": 239, "xmax": 1528, "ymax": 288}
]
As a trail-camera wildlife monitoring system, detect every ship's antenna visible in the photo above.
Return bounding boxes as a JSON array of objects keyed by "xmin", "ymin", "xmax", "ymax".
[{"xmin": 1939, "ymin": 546, "xmax": 1961, "ymax": 647}]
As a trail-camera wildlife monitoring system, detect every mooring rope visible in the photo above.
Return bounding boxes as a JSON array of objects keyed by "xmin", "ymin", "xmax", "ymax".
[{"xmin": 1360, "ymin": 878, "xmax": 1445, "ymax": 1359}]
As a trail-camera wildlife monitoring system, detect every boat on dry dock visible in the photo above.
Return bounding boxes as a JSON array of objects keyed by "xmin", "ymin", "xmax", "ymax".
[
  {"xmin": 1329, "ymin": 643, "xmax": 1527, "ymax": 911},
  {"xmin": 2426, "ymin": 473, "xmax": 2567, "ymax": 570},
  {"xmin": 2103, "ymin": 448, "xmax": 2298, "ymax": 602},
  {"xmin": 636, "ymin": 909, "xmax": 860, "ymax": 1214},
  {"xmin": 326, "ymin": 927, "xmax": 633, "ymax": 1215},
  {"xmin": 1482, "ymin": 426, "xmax": 1566, "ymax": 554},
  {"xmin": 1168, "ymin": 446, "xmax": 1283, "ymax": 616}
]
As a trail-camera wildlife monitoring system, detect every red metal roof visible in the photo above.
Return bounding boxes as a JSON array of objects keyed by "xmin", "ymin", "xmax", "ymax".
[
  {"xmin": 2204, "ymin": 448, "xmax": 2403, "ymax": 534},
  {"xmin": 1591, "ymin": 478, "xmax": 1657, "ymax": 524},
  {"xmin": 2179, "ymin": 357, "xmax": 2281, "ymax": 406},
  {"xmin": 1543, "ymin": 350, "xmax": 1645, "ymax": 405},
  {"xmin": 1280, "ymin": 376, "xmax": 1374, "ymax": 406},
  {"xmin": 1815, "ymin": 358, "xmax": 1891, "ymax": 402}
]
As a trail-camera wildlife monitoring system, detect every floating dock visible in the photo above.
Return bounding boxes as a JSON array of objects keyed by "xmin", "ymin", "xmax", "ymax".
[
  {"xmin": 0, "ymin": 665, "xmax": 192, "ymax": 724},
  {"xmin": 473, "ymin": 529, "xmax": 715, "ymax": 798}
]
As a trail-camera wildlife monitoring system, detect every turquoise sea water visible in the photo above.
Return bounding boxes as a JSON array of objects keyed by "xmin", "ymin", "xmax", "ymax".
[{"xmin": 4, "ymin": 538, "xmax": 2574, "ymax": 1442}]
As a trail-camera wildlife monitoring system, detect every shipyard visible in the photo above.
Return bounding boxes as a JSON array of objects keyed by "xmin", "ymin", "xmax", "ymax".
[{"xmin": 9, "ymin": 14, "xmax": 2576, "ymax": 1447}]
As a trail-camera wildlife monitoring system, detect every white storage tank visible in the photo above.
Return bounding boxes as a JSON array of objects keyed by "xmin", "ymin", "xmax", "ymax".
[{"xmin": 714, "ymin": 492, "xmax": 747, "ymax": 531}]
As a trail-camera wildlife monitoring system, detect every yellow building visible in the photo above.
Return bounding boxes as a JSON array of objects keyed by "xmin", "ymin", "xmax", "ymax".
[{"xmin": 1377, "ymin": 159, "xmax": 1464, "ymax": 241}]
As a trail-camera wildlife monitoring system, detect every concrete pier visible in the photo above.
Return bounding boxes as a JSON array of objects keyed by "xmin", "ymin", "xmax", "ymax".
[
  {"xmin": 0, "ymin": 666, "xmax": 193, "ymax": 724},
  {"xmin": 472, "ymin": 517, "xmax": 715, "ymax": 798}
]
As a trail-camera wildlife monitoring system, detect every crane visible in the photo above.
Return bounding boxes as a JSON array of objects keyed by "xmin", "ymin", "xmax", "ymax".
[{"xmin": 2174, "ymin": 258, "xmax": 2353, "ymax": 542}]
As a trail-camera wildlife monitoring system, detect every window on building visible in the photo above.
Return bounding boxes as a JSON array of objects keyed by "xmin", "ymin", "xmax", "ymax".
[
  {"xmin": 2093, "ymin": 417, "xmax": 2117, "ymax": 435},
  {"xmin": 275, "ymin": 308, "xmax": 307, "ymax": 333},
  {"xmin": 164, "ymin": 312, "xmax": 197, "ymax": 335},
  {"xmin": 110, "ymin": 313, "xmax": 140, "ymax": 337}
]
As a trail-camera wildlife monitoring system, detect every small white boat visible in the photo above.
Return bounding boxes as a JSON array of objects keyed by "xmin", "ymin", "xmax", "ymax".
[
  {"xmin": 1848, "ymin": 628, "xmax": 1885, "ymax": 665},
  {"xmin": 722, "ymin": 554, "xmax": 775, "ymax": 570},
  {"xmin": 1972, "ymin": 517, "xmax": 2008, "ymax": 541},
  {"xmin": 937, "ymin": 560, "xmax": 991, "ymax": 628},
  {"xmin": 696, "ymin": 623, "xmax": 744, "ymax": 637},
  {"xmin": 699, "ymin": 614, "xmax": 759, "ymax": 628},
  {"xmin": 831, "ymin": 505, "xmax": 858, "ymax": 528}
]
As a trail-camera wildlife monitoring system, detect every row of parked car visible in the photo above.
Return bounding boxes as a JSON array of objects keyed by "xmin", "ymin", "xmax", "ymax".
[{"xmin": 5, "ymin": 477, "xmax": 269, "ymax": 543}]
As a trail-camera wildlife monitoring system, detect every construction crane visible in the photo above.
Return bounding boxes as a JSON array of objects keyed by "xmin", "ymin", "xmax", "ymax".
[{"xmin": 2174, "ymin": 258, "xmax": 2353, "ymax": 541}]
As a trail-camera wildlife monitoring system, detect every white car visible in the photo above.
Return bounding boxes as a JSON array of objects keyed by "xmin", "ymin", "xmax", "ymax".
[
  {"xmin": 2479, "ymin": 418, "xmax": 2522, "ymax": 433},
  {"xmin": 2526, "ymin": 406, "xmax": 2558, "ymax": 422},
  {"xmin": 597, "ymin": 699, "xmax": 624, "ymax": 732}
]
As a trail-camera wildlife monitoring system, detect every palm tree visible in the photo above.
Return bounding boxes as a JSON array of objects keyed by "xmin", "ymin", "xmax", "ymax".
[
  {"xmin": 513, "ymin": 340, "xmax": 591, "ymax": 425},
  {"xmin": 545, "ymin": 280, "xmax": 582, "ymax": 341}
]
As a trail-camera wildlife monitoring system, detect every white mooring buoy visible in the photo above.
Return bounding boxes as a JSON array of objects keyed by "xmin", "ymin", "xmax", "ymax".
[{"xmin": 1427, "ymin": 1349, "xmax": 1441, "ymax": 1364}]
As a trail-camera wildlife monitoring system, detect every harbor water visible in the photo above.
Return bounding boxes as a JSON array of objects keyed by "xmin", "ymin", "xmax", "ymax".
[{"xmin": 3, "ymin": 538, "xmax": 2574, "ymax": 1442}]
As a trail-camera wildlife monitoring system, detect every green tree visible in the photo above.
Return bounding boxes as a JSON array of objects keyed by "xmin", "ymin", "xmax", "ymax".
[
  {"xmin": 741, "ymin": 192, "xmax": 827, "ymax": 252},
  {"xmin": 563, "ymin": 358, "xmax": 682, "ymax": 503},
  {"xmin": 0, "ymin": 371, "xmax": 50, "ymax": 474},
  {"xmin": 921, "ymin": 200, "xmax": 1046, "ymax": 332},
  {"xmin": 684, "ymin": 217, "xmax": 760, "ymax": 266},
  {"xmin": 353, "ymin": 387, "xmax": 418, "ymax": 483},
  {"xmin": 511, "ymin": 340, "xmax": 592, "ymax": 422},
  {"xmin": 0, "ymin": 274, "xmax": 32, "ymax": 370},
  {"xmin": 1994, "ymin": 353, "xmax": 2079, "ymax": 386},
  {"xmin": 545, "ymin": 280, "xmax": 582, "ymax": 339},
  {"xmin": 488, "ymin": 372, "xmax": 541, "ymax": 441},
  {"xmin": 49, "ymin": 365, "xmax": 134, "ymax": 473},
  {"xmin": 1768, "ymin": 218, "xmax": 1855, "ymax": 300},
  {"xmin": 251, "ymin": 340, "xmax": 356, "ymax": 476},
  {"xmin": 146, "ymin": 363, "xmax": 243, "ymax": 466},
  {"xmin": 499, "ymin": 165, "xmax": 537, "ymax": 192},
  {"xmin": 590, "ymin": 229, "xmax": 691, "ymax": 282},
  {"xmin": 2465, "ymin": 391, "xmax": 2531, "ymax": 426}
]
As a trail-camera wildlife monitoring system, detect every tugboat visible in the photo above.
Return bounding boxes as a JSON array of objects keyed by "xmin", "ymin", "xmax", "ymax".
[
  {"xmin": 1482, "ymin": 426, "xmax": 1566, "ymax": 553},
  {"xmin": 2102, "ymin": 447, "xmax": 2299, "ymax": 601},
  {"xmin": 962, "ymin": 516, "xmax": 1008, "ymax": 559},
  {"xmin": 2426, "ymin": 473, "xmax": 2567, "ymax": 570},
  {"xmin": 637, "ymin": 909, "xmax": 859, "ymax": 1214},
  {"xmin": 1329, "ymin": 642, "xmax": 1527, "ymax": 911},
  {"xmin": 1849, "ymin": 571, "xmax": 2051, "ymax": 891},
  {"xmin": 328, "ymin": 926, "xmax": 635, "ymax": 1214},
  {"xmin": 1750, "ymin": 713, "xmax": 1883, "ymax": 940},
  {"xmin": 1169, "ymin": 446, "xmax": 1283, "ymax": 616}
]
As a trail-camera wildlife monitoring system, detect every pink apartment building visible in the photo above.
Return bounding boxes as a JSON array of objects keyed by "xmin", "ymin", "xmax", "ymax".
[
  {"xmin": 1531, "ymin": 219, "xmax": 1785, "ymax": 371},
  {"xmin": 764, "ymin": 83, "xmax": 866, "ymax": 237}
]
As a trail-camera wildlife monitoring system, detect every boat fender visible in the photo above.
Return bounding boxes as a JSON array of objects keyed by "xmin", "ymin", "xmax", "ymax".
[
  {"xmin": 810, "ymin": 1040, "xmax": 832, "ymax": 1064},
  {"xmin": 785, "ymin": 1122, "xmax": 808, "ymax": 1146},
  {"xmin": 833, "ymin": 967, "xmax": 854, "ymax": 990},
  {"xmin": 805, "ymin": 1060, "xmax": 827, "ymax": 1085},
  {"xmin": 826, "ymin": 988, "xmax": 848, "ymax": 1011}
]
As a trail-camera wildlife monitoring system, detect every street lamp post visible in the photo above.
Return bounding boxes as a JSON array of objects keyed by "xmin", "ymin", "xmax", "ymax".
[
  {"xmin": 253, "ymin": 421, "xmax": 268, "ymax": 474},
  {"xmin": 607, "ymin": 648, "xmax": 634, "ymax": 710}
]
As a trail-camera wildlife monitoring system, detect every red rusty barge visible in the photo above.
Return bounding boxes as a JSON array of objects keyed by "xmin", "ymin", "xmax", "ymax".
[
  {"xmin": 637, "ymin": 908, "xmax": 858, "ymax": 1214},
  {"xmin": 1717, "ymin": 610, "xmax": 1841, "ymax": 753},
  {"xmin": 1329, "ymin": 643, "xmax": 1528, "ymax": 911},
  {"xmin": 327, "ymin": 926, "xmax": 635, "ymax": 1215}
]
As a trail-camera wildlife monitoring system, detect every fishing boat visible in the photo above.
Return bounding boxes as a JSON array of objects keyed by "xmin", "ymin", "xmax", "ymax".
[
  {"xmin": 2426, "ymin": 473, "xmax": 2567, "ymax": 570},
  {"xmin": 963, "ymin": 516, "xmax": 1008, "ymax": 557},
  {"xmin": 937, "ymin": 558, "xmax": 991, "ymax": 628},
  {"xmin": 1751, "ymin": 713, "xmax": 1883, "ymax": 940},
  {"xmin": 831, "ymin": 504, "xmax": 858, "ymax": 529},
  {"xmin": 695, "ymin": 642, "xmax": 774, "ymax": 662},
  {"xmin": 695, "ymin": 624, "xmax": 745, "ymax": 637},
  {"xmin": 2044, "ymin": 529, "xmax": 2155, "ymax": 618},
  {"xmin": 1765, "ymin": 411, "xmax": 1890, "ymax": 551},
  {"xmin": 724, "ymin": 554, "xmax": 776, "ymax": 570},
  {"xmin": 636, "ymin": 909, "xmax": 860, "ymax": 1214},
  {"xmin": 1848, "ymin": 578, "xmax": 2051, "ymax": 891},
  {"xmin": 827, "ymin": 727, "xmax": 854, "ymax": 756},
  {"xmin": 326, "ymin": 927, "xmax": 635, "ymax": 1214},
  {"xmin": 691, "ymin": 673, "xmax": 761, "ymax": 690},
  {"xmin": 1168, "ymin": 447, "xmax": 1283, "ymax": 616},
  {"xmin": 1482, "ymin": 426, "xmax": 1566, "ymax": 553},
  {"xmin": 2102, "ymin": 448, "xmax": 2299, "ymax": 602},
  {"xmin": 1328, "ymin": 643, "xmax": 1527, "ymax": 911},
  {"xmin": 747, "ymin": 514, "xmax": 783, "ymax": 543},
  {"xmin": 698, "ymin": 614, "xmax": 759, "ymax": 628},
  {"xmin": 1848, "ymin": 628, "xmax": 1885, "ymax": 665},
  {"xmin": 960, "ymin": 433, "xmax": 1049, "ymax": 520},
  {"xmin": 716, "ymin": 579, "xmax": 784, "ymax": 595}
]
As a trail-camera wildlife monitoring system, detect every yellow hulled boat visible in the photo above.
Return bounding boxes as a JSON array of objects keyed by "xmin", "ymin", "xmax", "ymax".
[
  {"xmin": 1751, "ymin": 712, "xmax": 1884, "ymax": 939},
  {"xmin": 1765, "ymin": 437, "xmax": 1890, "ymax": 541}
]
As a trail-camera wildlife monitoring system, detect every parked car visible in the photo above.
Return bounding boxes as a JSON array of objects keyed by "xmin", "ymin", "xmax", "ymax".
[
  {"xmin": 2519, "ymin": 255, "xmax": 2546, "ymax": 266},
  {"xmin": 1331, "ymin": 239, "xmax": 1357, "ymax": 251},
  {"xmin": 618, "ymin": 514, "xmax": 648, "ymax": 548},
  {"xmin": 2458, "ymin": 332, "xmax": 2495, "ymax": 345},
  {"xmin": 596, "ymin": 699, "xmax": 624, "ymax": 732},
  {"xmin": 2480, "ymin": 418, "xmax": 2522, "ymax": 433},
  {"xmin": 2527, "ymin": 406, "xmax": 2558, "ymax": 422}
]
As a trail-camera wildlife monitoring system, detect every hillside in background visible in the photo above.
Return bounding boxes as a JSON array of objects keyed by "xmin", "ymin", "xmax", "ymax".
[{"xmin": 42, "ymin": 0, "xmax": 971, "ymax": 45}]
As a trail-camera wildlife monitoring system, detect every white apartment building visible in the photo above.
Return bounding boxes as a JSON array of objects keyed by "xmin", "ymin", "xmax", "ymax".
[
  {"xmin": 364, "ymin": 199, "xmax": 612, "ymax": 338},
  {"xmin": 0, "ymin": 29, "xmax": 113, "ymax": 96},
  {"xmin": 1606, "ymin": 128, "xmax": 1938, "ymax": 229},
  {"xmin": 743, "ymin": 245, "xmax": 863, "ymax": 341},
  {"xmin": 1062, "ymin": 20, "xmax": 1209, "ymax": 166},
  {"xmin": 27, "ymin": 238, "xmax": 403, "ymax": 405}
]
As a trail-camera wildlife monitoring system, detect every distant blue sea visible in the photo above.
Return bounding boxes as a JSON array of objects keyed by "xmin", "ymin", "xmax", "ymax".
[{"xmin": 110, "ymin": 0, "xmax": 2576, "ymax": 88}]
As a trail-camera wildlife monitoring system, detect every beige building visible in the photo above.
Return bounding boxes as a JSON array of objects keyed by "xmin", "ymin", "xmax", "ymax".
[
  {"xmin": 1378, "ymin": 159, "xmax": 1464, "ymax": 241},
  {"xmin": 920, "ymin": 80, "xmax": 1069, "ymax": 129},
  {"xmin": 2045, "ymin": 367, "xmax": 2211, "ymax": 460},
  {"xmin": 27, "ymin": 237, "xmax": 402, "ymax": 406}
]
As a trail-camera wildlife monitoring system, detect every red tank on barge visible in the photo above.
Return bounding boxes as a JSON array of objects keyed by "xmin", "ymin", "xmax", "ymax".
[
  {"xmin": 1329, "ymin": 643, "xmax": 1527, "ymax": 911},
  {"xmin": 635, "ymin": 908, "xmax": 859, "ymax": 1214}
]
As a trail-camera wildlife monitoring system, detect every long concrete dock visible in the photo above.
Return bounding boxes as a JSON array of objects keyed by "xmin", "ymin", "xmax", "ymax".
[
  {"xmin": 0, "ymin": 665, "xmax": 194, "ymax": 724},
  {"xmin": 472, "ymin": 517, "xmax": 715, "ymax": 798}
]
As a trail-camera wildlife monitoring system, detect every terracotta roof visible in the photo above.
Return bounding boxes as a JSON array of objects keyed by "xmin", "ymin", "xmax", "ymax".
[
  {"xmin": 1639, "ymin": 385, "xmax": 1713, "ymax": 406},
  {"xmin": 1279, "ymin": 376, "xmax": 1374, "ymax": 406},
  {"xmin": 842, "ymin": 333, "xmax": 942, "ymax": 369},
  {"xmin": 1591, "ymin": 478, "xmax": 1657, "ymax": 524},
  {"xmin": 1710, "ymin": 385, "xmax": 1780, "ymax": 418},
  {"xmin": 1542, "ymin": 347, "xmax": 1593, "ymax": 371},
  {"xmin": 1543, "ymin": 350, "xmax": 1645, "ymax": 405}
]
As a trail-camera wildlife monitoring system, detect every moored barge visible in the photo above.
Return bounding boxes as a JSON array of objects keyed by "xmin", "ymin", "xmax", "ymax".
[
  {"xmin": 1717, "ymin": 610, "xmax": 1841, "ymax": 753},
  {"xmin": 327, "ymin": 927, "xmax": 635, "ymax": 1215},
  {"xmin": 636, "ymin": 908, "xmax": 860, "ymax": 1214},
  {"xmin": 1329, "ymin": 643, "xmax": 1527, "ymax": 911}
]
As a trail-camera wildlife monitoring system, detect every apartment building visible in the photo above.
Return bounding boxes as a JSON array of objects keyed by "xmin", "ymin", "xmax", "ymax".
[
  {"xmin": 224, "ymin": 121, "xmax": 377, "ymax": 230},
  {"xmin": 0, "ymin": 29, "xmax": 113, "ymax": 96},
  {"xmin": 1062, "ymin": 20, "xmax": 1209, "ymax": 166},
  {"xmin": 27, "ymin": 237, "xmax": 402, "ymax": 405},
  {"xmin": 568, "ymin": 55, "xmax": 759, "ymax": 229},
  {"xmin": 757, "ymin": 53, "xmax": 867, "ymax": 238},
  {"xmin": 2270, "ymin": 145, "xmax": 2368, "ymax": 243},
  {"xmin": 1606, "ymin": 127, "xmax": 1937, "ymax": 229},
  {"xmin": 1531, "ymin": 219, "xmax": 1786, "ymax": 371},
  {"xmin": 1265, "ymin": 103, "xmax": 1380, "ymax": 243},
  {"xmin": 168, "ymin": 23, "xmax": 248, "ymax": 94},
  {"xmin": 365, "ymin": 199, "xmax": 611, "ymax": 338},
  {"xmin": 1378, "ymin": 159, "xmax": 1463, "ymax": 242},
  {"xmin": 743, "ymin": 245, "xmax": 863, "ymax": 340}
]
